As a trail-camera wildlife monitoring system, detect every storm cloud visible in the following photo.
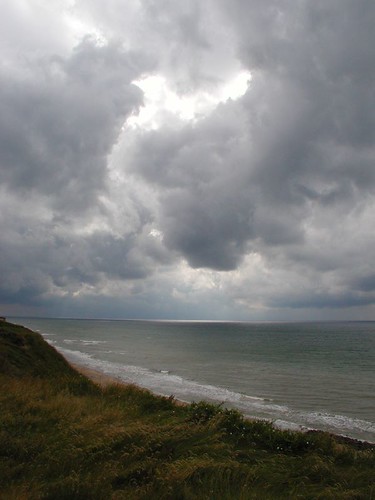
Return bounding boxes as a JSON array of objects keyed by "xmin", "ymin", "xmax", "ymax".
[{"xmin": 1, "ymin": 0, "xmax": 375, "ymax": 319}]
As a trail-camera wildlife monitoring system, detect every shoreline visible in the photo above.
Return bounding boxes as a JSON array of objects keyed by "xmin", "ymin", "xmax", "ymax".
[
  {"xmin": 72, "ymin": 362, "xmax": 189, "ymax": 407},
  {"xmin": 72, "ymin": 363, "xmax": 128, "ymax": 387},
  {"xmin": 71, "ymin": 360, "xmax": 374, "ymax": 448},
  {"xmin": 2, "ymin": 319, "xmax": 374, "ymax": 498},
  {"xmin": 14, "ymin": 318, "xmax": 375, "ymax": 445},
  {"xmin": 11, "ymin": 318, "xmax": 375, "ymax": 446}
]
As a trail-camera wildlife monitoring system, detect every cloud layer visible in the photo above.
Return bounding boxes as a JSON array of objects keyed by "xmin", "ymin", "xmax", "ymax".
[{"xmin": 1, "ymin": 0, "xmax": 375, "ymax": 319}]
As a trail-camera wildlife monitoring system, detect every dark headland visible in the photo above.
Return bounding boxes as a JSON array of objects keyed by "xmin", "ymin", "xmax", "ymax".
[{"xmin": 1, "ymin": 320, "xmax": 374, "ymax": 499}]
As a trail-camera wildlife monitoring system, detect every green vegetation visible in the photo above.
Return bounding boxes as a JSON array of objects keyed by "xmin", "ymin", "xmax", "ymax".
[{"xmin": 0, "ymin": 321, "xmax": 374, "ymax": 499}]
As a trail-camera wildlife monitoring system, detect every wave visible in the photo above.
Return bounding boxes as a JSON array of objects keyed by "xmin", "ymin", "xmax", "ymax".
[
  {"xmin": 59, "ymin": 346, "xmax": 265, "ymax": 403},
  {"xmin": 60, "ymin": 348, "xmax": 93, "ymax": 362},
  {"xmin": 63, "ymin": 339, "xmax": 107, "ymax": 345},
  {"xmin": 81, "ymin": 340, "xmax": 107, "ymax": 345},
  {"xmin": 45, "ymin": 339, "xmax": 57, "ymax": 345},
  {"xmin": 102, "ymin": 350, "xmax": 127, "ymax": 355},
  {"xmin": 298, "ymin": 410, "xmax": 375, "ymax": 436},
  {"xmin": 58, "ymin": 346, "xmax": 375, "ymax": 443}
]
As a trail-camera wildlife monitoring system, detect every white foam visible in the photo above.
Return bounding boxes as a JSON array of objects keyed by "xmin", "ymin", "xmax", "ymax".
[
  {"xmin": 58, "ymin": 347, "xmax": 269, "ymax": 407},
  {"xmin": 102, "ymin": 350, "xmax": 127, "ymax": 354},
  {"xmin": 299, "ymin": 410, "xmax": 375, "ymax": 435},
  {"xmin": 81, "ymin": 340, "xmax": 107, "ymax": 345},
  {"xmin": 273, "ymin": 420, "xmax": 308, "ymax": 432},
  {"xmin": 59, "ymin": 348, "xmax": 94, "ymax": 362},
  {"xmin": 57, "ymin": 346, "xmax": 375, "ymax": 442},
  {"xmin": 62, "ymin": 339, "xmax": 107, "ymax": 346}
]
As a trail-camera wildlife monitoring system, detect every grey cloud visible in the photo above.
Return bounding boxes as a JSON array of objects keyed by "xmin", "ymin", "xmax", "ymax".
[
  {"xmin": 161, "ymin": 187, "xmax": 253, "ymax": 270},
  {"xmin": 0, "ymin": 212, "xmax": 171, "ymax": 308},
  {"xmin": 124, "ymin": 0, "xmax": 375, "ymax": 312},
  {"xmin": 0, "ymin": 28, "xmax": 166, "ymax": 312},
  {"xmin": 270, "ymin": 291, "xmax": 375, "ymax": 311},
  {"xmin": 229, "ymin": 0, "xmax": 375, "ymax": 194},
  {"xmin": 85, "ymin": 230, "xmax": 172, "ymax": 280},
  {"xmin": 142, "ymin": 0, "xmax": 213, "ymax": 91},
  {"xmin": 143, "ymin": 0, "xmax": 210, "ymax": 50},
  {"xmin": 0, "ymin": 1, "xmax": 72, "ymax": 58},
  {"xmin": 2, "ymin": 0, "xmax": 375, "ymax": 318},
  {"xmin": 0, "ymin": 37, "xmax": 149, "ymax": 211},
  {"xmin": 130, "ymin": 90, "xmax": 312, "ymax": 268},
  {"xmin": 352, "ymin": 275, "xmax": 375, "ymax": 293},
  {"xmin": 77, "ymin": 0, "xmax": 241, "ymax": 94},
  {"xmin": 130, "ymin": 100, "xmax": 257, "ymax": 270},
  {"xmin": 221, "ymin": 0, "xmax": 375, "ymax": 83}
]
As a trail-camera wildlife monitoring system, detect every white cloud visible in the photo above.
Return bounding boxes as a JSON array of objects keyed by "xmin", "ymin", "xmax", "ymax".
[{"xmin": 128, "ymin": 70, "xmax": 252, "ymax": 129}]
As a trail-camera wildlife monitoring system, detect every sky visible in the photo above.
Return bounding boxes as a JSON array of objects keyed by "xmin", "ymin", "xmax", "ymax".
[{"xmin": 1, "ymin": 0, "xmax": 375, "ymax": 321}]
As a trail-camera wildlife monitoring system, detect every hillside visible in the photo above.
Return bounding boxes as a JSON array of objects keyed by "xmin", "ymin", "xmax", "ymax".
[
  {"xmin": 0, "ymin": 320, "xmax": 374, "ymax": 499},
  {"xmin": 0, "ymin": 321, "xmax": 78, "ymax": 378}
]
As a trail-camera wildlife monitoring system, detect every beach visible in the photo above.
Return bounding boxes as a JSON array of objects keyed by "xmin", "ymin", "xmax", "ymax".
[
  {"xmin": 72, "ymin": 362, "xmax": 190, "ymax": 408},
  {"xmin": 16, "ymin": 317, "xmax": 375, "ymax": 443},
  {"xmin": 72, "ymin": 363, "xmax": 126, "ymax": 387},
  {"xmin": 1, "ymin": 319, "xmax": 375, "ymax": 499},
  {"xmin": 71, "ymin": 360, "xmax": 374, "ymax": 450}
]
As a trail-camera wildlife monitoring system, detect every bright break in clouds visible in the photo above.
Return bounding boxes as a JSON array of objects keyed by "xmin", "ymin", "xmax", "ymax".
[{"xmin": 1, "ymin": 0, "xmax": 375, "ymax": 320}]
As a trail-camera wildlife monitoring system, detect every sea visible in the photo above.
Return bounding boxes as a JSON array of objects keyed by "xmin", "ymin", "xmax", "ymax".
[{"xmin": 13, "ymin": 318, "xmax": 375, "ymax": 443}]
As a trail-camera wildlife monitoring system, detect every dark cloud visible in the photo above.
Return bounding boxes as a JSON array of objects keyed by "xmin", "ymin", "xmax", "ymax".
[
  {"xmin": 353, "ymin": 275, "xmax": 375, "ymax": 293},
  {"xmin": 0, "ymin": 37, "xmax": 149, "ymax": 211},
  {"xmin": 270, "ymin": 291, "xmax": 375, "ymax": 311},
  {"xmin": 130, "ymin": 1, "xmax": 375, "ymax": 259},
  {"xmin": 0, "ymin": 29, "xmax": 165, "ymax": 311},
  {"xmin": 0, "ymin": 207, "xmax": 171, "ymax": 309},
  {"xmin": 129, "ymin": 100, "xmax": 256, "ymax": 270},
  {"xmin": 1, "ymin": 0, "xmax": 375, "ymax": 319}
]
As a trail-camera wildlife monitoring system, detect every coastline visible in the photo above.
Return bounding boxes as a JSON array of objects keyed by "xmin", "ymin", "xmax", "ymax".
[
  {"xmin": 71, "ymin": 363, "xmax": 127, "ymax": 387},
  {"xmin": 71, "ymin": 360, "xmax": 373, "ymax": 448},
  {"xmin": 2, "ymin": 320, "xmax": 374, "ymax": 498},
  {"xmin": 72, "ymin": 362, "xmax": 189, "ymax": 407},
  {"xmin": 10, "ymin": 318, "xmax": 375, "ymax": 444}
]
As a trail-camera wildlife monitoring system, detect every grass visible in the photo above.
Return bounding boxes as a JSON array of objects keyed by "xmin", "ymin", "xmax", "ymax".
[{"xmin": 0, "ymin": 321, "xmax": 374, "ymax": 499}]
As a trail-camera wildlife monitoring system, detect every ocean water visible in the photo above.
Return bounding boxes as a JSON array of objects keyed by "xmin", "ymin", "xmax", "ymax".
[{"xmin": 14, "ymin": 318, "xmax": 375, "ymax": 442}]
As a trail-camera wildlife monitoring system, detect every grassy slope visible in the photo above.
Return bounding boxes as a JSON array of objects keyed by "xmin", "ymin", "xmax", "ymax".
[{"xmin": 0, "ymin": 321, "xmax": 374, "ymax": 500}]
